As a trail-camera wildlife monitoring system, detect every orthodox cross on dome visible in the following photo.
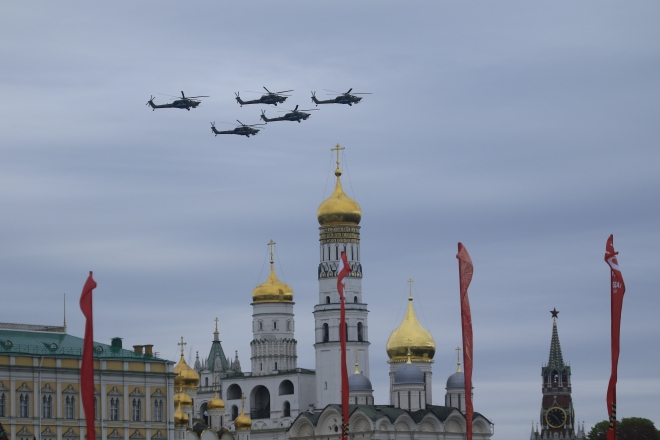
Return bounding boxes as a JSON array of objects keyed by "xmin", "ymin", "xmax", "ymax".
[
  {"xmin": 550, "ymin": 308, "xmax": 559, "ymax": 320},
  {"xmin": 178, "ymin": 337, "xmax": 187, "ymax": 357},
  {"xmin": 455, "ymin": 346, "xmax": 462, "ymax": 373},
  {"xmin": 354, "ymin": 348, "xmax": 360, "ymax": 374},
  {"xmin": 214, "ymin": 317, "xmax": 219, "ymax": 333},
  {"xmin": 331, "ymin": 144, "xmax": 345, "ymax": 171},
  {"xmin": 240, "ymin": 393, "xmax": 246, "ymax": 412},
  {"xmin": 268, "ymin": 239, "xmax": 276, "ymax": 264},
  {"xmin": 407, "ymin": 278, "xmax": 414, "ymax": 300}
]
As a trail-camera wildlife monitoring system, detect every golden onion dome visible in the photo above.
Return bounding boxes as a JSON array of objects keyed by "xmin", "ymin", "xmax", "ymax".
[
  {"xmin": 386, "ymin": 295, "xmax": 436, "ymax": 361},
  {"xmin": 252, "ymin": 264, "xmax": 293, "ymax": 303},
  {"xmin": 174, "ymin": 354, "xmax": 200, "ymax": 388},
  {"xmin": 174, "ymin": 403, "xmax": 189, "ymax": 427},
  {"xmin": 174, "ymin": 390, "xmax": 192, "ymax": 408},
  {"xmin": 317, "ymin": 168, "xmax": 361, "ymax": 226},
  {"xmin": 234, "ymin": 407, "xmax": 252, "ymax": 431},
  {"xmin": 207, "ymin": 392, "xmax": 225, "ymax": 411}
]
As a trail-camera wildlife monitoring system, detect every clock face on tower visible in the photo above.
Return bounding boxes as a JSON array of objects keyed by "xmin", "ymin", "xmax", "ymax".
[{"xmin": 545, "ymin": 406, "xmax": 567, "ymax": 428}]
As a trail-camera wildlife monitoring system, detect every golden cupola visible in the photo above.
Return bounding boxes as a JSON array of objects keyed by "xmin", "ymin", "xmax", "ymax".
[
  {"xmin": 234, "ymin": 396, "xmax": 252, "ymax": 430},
  {"xmin": 174, "ymin": 389, "xmax": 193, "ymax": 408},
  {"xmin": 174, "ymin": 338, "xmax": 200, "ymax": 388},
  {"xmin": 208, "ymin": 379, "xmax": 225, "ymax": 410},
  {"xmin": 252, "ymin": 240, "xmax": 293, "ymax": 303},
  {"xmin": 386, "ymin": 285, "xmax": 436, "ymax": 362},
  {"xmin": 174, "ymin": 401, "xmax": 189, "ymax": 427},
  {"xmin": 317, "ymin": 144, "xmax": 361, "ymax": 227}
]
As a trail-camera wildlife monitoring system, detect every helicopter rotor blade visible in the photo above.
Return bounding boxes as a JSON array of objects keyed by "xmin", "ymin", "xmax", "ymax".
[
  {"xmin": 346, "ymin": 88, "xmax": 352, "ymax": 94},
  {"xmin": 275, "ymin": 90, "xmax": 294, "ymax": 94},
  {"xmin": 263, "ymin": 87, "xmax": 271, "ymax": 94},
  {"xmin": 158, "ymin": 93, "xmax": 181, "ymax": 99},
  {"xmin": 323, "ymin": 89, "xmax": 342, "ymax": 94},
  {"xmin": 351, "ymin": 93, "xmax": 372, "ymax": 95},
  {"xmin": 186, "ymin": 95, "xmax": 209, "ymax": 99},
  {"xmin": 181, "ymin": 91, "xmax": 186, "ymax": 99}
]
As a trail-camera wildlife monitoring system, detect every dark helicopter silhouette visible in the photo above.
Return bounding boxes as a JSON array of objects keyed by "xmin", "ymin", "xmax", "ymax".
[
  {"xmin": 260, "ymin": 105, "xmax": 318, "ymax": 123},
  {"xmin": 311, "ymin": 88, "xmax": 371, "ymax": 106},
  {"xmin": 147, "ymin": 91, "xmax": 209, "ymax": 111},
  {"xmin": 211, "ymin": 121, "xmax": 265, "ymax": 138},
  {"xmin": 235, "ymin": 87, "xmax": 293, "ymax": 107}
]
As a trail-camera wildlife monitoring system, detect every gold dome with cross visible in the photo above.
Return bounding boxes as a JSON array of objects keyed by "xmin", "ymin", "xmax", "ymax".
[
  {"xmin": 317, "ymin": 144, "xmax": 362, "ymax": 226},
  {"xmin": 386, "ymin": 280, "xmax": 436, "ymax": 362},
  {"xmin": 252, "ymin": 240, "xmax": 294, "ymax": 303}
]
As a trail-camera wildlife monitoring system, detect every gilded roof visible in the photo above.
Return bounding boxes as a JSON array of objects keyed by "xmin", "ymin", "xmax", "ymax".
[{"xmin": 386, "ymin": 297, "xmax": 435, "ymax": 361}]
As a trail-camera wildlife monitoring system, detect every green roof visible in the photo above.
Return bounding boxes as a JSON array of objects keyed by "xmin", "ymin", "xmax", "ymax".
[
  {"xmin": 545, "ymin": 320, "xmax": 565, "ymax": 371},
  {"xmin": 0, "ymin": 323, "xmax": 171, "ymax": 363}
]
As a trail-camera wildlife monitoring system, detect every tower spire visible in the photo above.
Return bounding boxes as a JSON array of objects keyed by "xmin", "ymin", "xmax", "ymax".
[
  {"xmin": 455, "ymin": 346, "xmax": 462, "ymax": 373},
  {"xmin": 63, "ymin": 293, "xmax": 67, "ymax": 330},
  {"xmin": 548, "ymin": 309, "xmax": 564, "ymax": 368}
]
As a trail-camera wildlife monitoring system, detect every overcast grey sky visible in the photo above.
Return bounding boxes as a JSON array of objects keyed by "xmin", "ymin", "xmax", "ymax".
[{"xmin": 2, "ymin": 2, "xmax": 659, "ymax": 438}]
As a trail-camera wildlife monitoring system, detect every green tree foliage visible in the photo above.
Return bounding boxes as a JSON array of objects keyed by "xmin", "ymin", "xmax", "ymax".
[
  {"xmin": 588, "ymin": 418, "xmax": 659, "ymax": 440},
  {"xmin": 587, "ymin": 420, "xmax": 609, "ymax": 440}
]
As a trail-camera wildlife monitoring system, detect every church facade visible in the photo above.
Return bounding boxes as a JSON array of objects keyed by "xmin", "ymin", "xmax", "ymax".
[{"xmin": 174, "ymin": 147, "xmax": 494, "ymax": 440}]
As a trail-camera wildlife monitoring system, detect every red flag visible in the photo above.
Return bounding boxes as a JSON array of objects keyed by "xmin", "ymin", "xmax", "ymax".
[
  {"xmin": 605, "ymin": 236, "xmax": 625, "ymax": 440},
  {"xmin": 79, "ymin": 272, "xmax": 97, "ymax": 440},
  {"xmin": 457, "ymin": 243, "xmax": 474, "ymax": 440},
  {"xmin": 337, "ymin": 251, "xmax": 351, "ymax": 440}
]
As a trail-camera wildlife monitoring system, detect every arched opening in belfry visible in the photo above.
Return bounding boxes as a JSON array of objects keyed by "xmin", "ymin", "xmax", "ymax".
[{"xmin": 250, "ymin": 386, "xmax": 270, "ymax": 419}]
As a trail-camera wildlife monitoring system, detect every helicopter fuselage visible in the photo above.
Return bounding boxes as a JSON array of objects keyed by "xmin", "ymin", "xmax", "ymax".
[
  {"xmin": 236, "ymin": 94, "xmax": 287, "ymax": 107},
  {"xmin": 260, "ymin": 111, "xmax": 311, "ymax": 123}
]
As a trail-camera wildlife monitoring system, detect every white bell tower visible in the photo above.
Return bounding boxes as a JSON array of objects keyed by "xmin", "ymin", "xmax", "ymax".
[{"xmin": 314, "ymin": 145, "xmax": 370, "ymax": 408}]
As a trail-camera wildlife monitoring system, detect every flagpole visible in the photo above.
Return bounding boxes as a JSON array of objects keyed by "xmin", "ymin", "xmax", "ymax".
[{"xmin": 457, "ymin": 243, "xmax": 474, "ymax": 440}]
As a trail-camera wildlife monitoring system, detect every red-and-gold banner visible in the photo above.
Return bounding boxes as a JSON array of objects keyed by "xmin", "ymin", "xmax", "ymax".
[{"xmin": 605, "ymin": 235, "xmax": 625, "ymax": 440}]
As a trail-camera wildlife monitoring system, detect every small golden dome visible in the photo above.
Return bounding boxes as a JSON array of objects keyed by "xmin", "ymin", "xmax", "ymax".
[
  {"xmin": 208, "ymin": 392, "xmax": 225, "ymax": 410},
  {"xmin": 252, "ymin": 265, "xmax": 293, "ymax": 303},
  {"xmin": 386, "ymin": 295, "xmax": 436, "ymax": 361},
  {"xmin": 174, "ymin": 390, "xmax": 192, "ymax": 408},
  {"xmin": 174, "ymin": 403, "xmax": 189, "ymax": 427},
  {"xmin": 317, "ymin": 168, "xmax": 361, "ymax": 226},
  {"xmin": 174, "ymin": 354, "xmax": 200, "ymax": 388},
  {"xmin": 234, "ymin": 408, "xmax": 252, "ymax": 430}
]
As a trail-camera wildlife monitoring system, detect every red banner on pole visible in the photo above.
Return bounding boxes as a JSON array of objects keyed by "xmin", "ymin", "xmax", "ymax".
[
  {"xmin": 457, "ymin": 243, "xmax": 474, "ymax": 440},
  {"xmin": 337, "ymin": 251, "xmax": 351, "ymax": 440},
  {"xmin": 79, "ymin": 272, "xmax": 97, "ymax": 440},
  {"xmin": 605, "ymin": 235, "xmax": 625, "ymax": 440}
]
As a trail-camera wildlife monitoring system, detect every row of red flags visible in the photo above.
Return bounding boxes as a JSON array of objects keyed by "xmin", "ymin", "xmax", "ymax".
[{"xmin": 78, "ymin": 236, "xmax": 625, "ymax": 440}]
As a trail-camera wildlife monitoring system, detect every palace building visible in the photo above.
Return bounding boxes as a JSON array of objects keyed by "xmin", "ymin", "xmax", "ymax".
[
  {"xmin": 0, "ymin": 322, "xmax": 176, "ymax": 440},
  {"xmin": 173, "ymin": 146, "xmax": 495, "ymax": 440}
]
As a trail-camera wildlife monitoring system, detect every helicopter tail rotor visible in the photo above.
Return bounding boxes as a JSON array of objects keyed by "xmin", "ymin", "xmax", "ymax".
[
  {"xmin": 235, "ymin": 92, "xmax": 245, "ymax": 106},
  {"xmin": 146, "ymin": 96, "xmax": 156, "ymax": 110}
]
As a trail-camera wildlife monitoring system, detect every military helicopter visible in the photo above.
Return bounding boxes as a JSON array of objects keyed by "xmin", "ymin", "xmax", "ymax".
[
  {"xmin": 260, "ymin": 105, "xmax": 318, "ymax": 123},
  {"xmin": 146, "ymin": 91, "xmax": 209, "ymax": 111},
  {"xmin": 235, "ymin": 87, "xmax": 293, "ymax": 107},
  {"xmin": 210, "ymin": 120, "xmax": 265, "ymax": 138},
  {"xmin": 311, "ymin": 88, "xmax": 371, "ymax": 106}
]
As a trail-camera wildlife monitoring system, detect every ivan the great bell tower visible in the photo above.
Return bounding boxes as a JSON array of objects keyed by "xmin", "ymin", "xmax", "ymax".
[{"xmin": 314, "ymin": 145, "xmax": 370, "ymax": 408}]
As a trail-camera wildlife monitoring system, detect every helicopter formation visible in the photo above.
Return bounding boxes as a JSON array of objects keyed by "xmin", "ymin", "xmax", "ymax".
[{"xmin": 146, "ymin": 87, "xmax": 370, "ymax": 138}]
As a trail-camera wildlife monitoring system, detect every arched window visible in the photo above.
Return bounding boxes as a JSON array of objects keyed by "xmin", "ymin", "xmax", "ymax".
[
  {"xmin": 357, "ymin": 322, "xmax": 363, "ymax": 342},
  {"xmin": 274, "ymin": 362, "xmax": 278, "ymax": 370},
  {"xmin": 0, "ymin": 393, "xmax": 5, "ymax": 417},
  {"xmin": 153, "ymin": 399, "xmax": 163, "ymax": 422},
  {"xmin": 278, "ymin": 380, "xmax": 294, "ymax": 395},
  {"xmin": 227, "ymin": 384, "xmax": 242, "ymax": 400},
  {"xmin": 110, "ymin": 398, "xmax": 119, "ymax": 421},
  {"xmin": 94, "ymin": 397, "xmax": 99, "ymax": 420},
  {"xmin": 132, "ymin": 398, "xmax": 141, "ymax": 421},
  {"xmin": 19, "ymin": 394, "xmax": 29, "ymax": 418},
  {"xmin": 43, "ymin": 395, "xmax": 52, "ymax": 418},
  {"xmin": 273, "ymin": 321, "xmax": 277, "ymax": 330},
  {"xmin": 65, "ymin": 396, "xmax": 75, "ymax": 419},
  {"xmin": 354, "ymin": 296, "xmax": 358, "ymax": 303},
  {"xmin": 323, "ymin": 323, "xmax": 329, "ymax": 343},
  {"xmin": 326, "ymin": 296, "xmax": 330, "ymax": 304},
  {"xmin": 232, "ymin": 405, "xmax": 238, "ymax": 421},
  {"xmin": 561, "ymin": 371, "xmax": 568, "ymax": 385},
  {"xmin": 205, "ymin": 377, "xmax": 209, "ymax": 387},
  {"xmin": 258, "ymin": 321, "xmax": 263, "ymax": 331},
  {"xmin": 287, "ymin": 320, "xmax": 291, "ymax": 331},
  {"xmin": 283, "ymin": 401, "xmax": 291, "ymax": 417},
  {"xmin": 345, "ymin": 323, "xmax": 349, "ymax": 341}
]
